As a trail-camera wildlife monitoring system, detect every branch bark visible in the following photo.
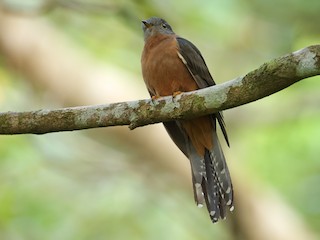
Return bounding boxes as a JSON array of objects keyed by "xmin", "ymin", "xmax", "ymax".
[{"xmin": 0, "ymin": 45, "xmax": 319, "ymax": 135}]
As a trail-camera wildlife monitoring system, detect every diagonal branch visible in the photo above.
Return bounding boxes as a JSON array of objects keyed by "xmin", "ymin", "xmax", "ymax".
[{"xmin": 0, "ymin": 45, "xmax": 319, "ymax": 135}]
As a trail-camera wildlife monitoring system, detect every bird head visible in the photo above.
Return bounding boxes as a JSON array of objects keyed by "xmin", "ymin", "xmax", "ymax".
[{"xmin": 142, "ymin": 17, "xmax": 175, "ymax": 41}]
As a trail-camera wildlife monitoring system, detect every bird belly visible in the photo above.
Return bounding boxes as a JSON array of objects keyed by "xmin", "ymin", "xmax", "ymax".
[
  {"xmin": 142, "ymin": 36, "xmax": 198, "ymax": 96},
  {"xmin": 141, "ymin": 35, "xmax": 213, "ymax": 156}
]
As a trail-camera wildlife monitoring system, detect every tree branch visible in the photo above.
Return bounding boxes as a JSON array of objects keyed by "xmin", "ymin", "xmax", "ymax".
[{"xmin": 1, "ymin": 45, "xmax": 319, "ymax": 135}]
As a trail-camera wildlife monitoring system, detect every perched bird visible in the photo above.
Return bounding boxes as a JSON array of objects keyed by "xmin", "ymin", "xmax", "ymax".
[{"xmin": 141, "ymin": 17, "xmax": 233, "ymax": 223}]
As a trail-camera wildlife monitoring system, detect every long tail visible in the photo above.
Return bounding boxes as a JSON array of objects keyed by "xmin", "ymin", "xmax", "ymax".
[
  {"xmin": 190, "ymin": 132, "xmax": 234, "ymax": 223},
  {"xmin": 162, "ymin": 121, "xmax": 233, "ymax": 222}
]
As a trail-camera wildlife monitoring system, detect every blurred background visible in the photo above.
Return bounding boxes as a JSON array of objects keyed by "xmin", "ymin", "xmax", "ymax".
[{"xmin": 0, "ymin": 0, "xmax": 320, "ymax": 239}]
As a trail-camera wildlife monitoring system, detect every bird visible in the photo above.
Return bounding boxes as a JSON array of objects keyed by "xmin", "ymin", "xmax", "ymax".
[{"xmin": 141, "ymin": 17, "xmax": 233, "ymax": 223}]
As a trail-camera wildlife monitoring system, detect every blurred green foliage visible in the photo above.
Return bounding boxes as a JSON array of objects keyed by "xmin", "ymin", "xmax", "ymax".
[{"xmin": 0, "ymin": 0, "xmax": 320, "ymax": 239}]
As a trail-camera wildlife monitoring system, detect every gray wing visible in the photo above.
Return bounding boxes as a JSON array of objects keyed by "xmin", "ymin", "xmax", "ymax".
[
  {"xmin": 176, "ymin": 38, "xmax": 233, "ymax": 221},
  {"xmin": 176, "ymin": 37, "xmax": 229, "ymax": 146},
  {"xmin": 161, "ymin": 37, "xmax": 233, "ymax": 221}
]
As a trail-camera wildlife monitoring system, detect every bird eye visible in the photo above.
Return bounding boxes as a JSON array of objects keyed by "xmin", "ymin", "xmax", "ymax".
[{"xmin": 162, "ymin": 24, "xmax": 167, "ymax": 29}]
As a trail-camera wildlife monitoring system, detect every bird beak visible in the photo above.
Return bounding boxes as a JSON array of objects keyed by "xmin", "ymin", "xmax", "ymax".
[{"xmin": 142, "ymin": 20, "xmax": 152, "ymax": 29}]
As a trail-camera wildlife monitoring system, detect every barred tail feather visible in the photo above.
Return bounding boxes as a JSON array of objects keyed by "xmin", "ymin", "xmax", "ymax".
[
  {"xmin": 202, "ymin": 132, "xmax": 233, "ymax": 222},
  {"xmin": 162, "ymin": 121, "xmax": 233, "ymax": 223},
  {"xmin": 190, "ymin": 133, "xmax": 233, "ymax": 223},
  {"xmin": 203, "ymin": 150, "xmax": 223, "ymax": 222}
]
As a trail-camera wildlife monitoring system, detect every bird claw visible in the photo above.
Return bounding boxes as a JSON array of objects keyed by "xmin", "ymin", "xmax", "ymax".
[
  {"xmin": 172, "ymin": 91, "xmax": 182, "ymax": 102},
  {"xmin": 172, "ymin": 91, "xmax": 182, "ymax": 97},
  {"xmin": 151, "ymin": 95, "xmax": 160, "ymax": 105}
]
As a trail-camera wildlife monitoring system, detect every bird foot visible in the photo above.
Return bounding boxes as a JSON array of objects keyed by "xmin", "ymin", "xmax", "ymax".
[
  {"xmin": 151, "ymin": 95, "xmax": 160, "ymax": 100},
  {"xmin": 172, "ymin": 91, "xmax": 182, "ymax": 103},
  {"xmin": 151, "ymin": 95, "xmax": 161, "ymax": 105},
  {"xmin": 172, "ymin": 91, "xmax": 182, "ymax": 97}
]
